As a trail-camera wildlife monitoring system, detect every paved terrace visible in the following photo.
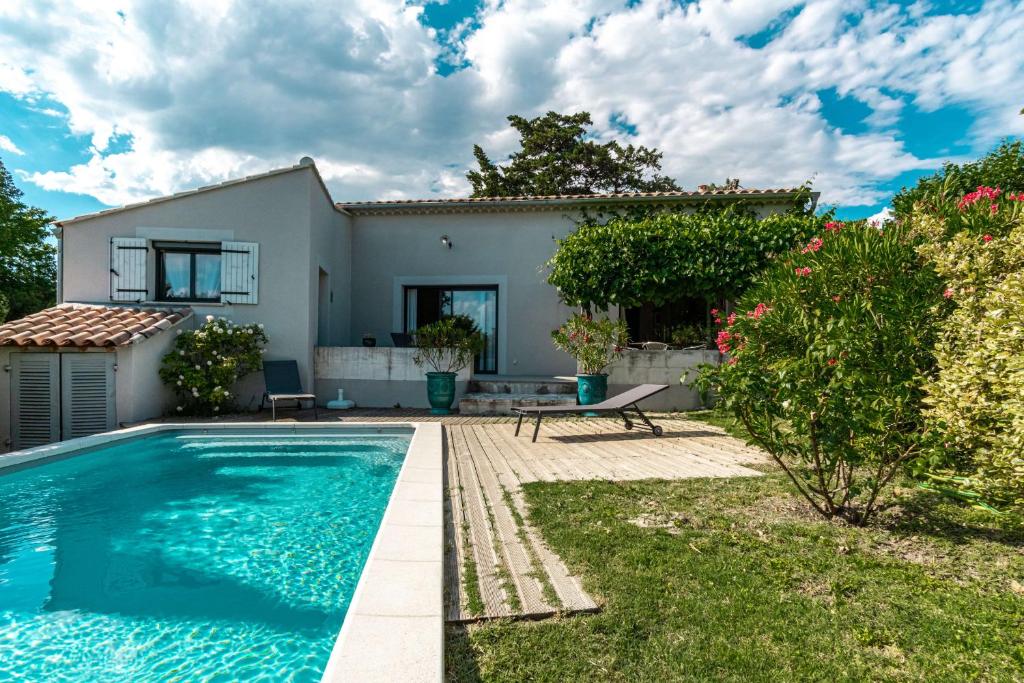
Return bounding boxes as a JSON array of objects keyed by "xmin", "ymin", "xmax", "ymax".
[{"xmin": 146, "ymin": 409, "xmax": 769, "ymax": 621}]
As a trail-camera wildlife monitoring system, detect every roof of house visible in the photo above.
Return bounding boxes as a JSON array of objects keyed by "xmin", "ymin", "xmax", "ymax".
[
  {"xmin": 55, "ymin": 158, "xmax": 339, "ymax": 227},
  {"xmin": 336, "ymin": 187, "xmax": 814, "ymax": 214},
  {"xmin": 0, "ymin": 304, "xmax": 192, "ymax": 348}
]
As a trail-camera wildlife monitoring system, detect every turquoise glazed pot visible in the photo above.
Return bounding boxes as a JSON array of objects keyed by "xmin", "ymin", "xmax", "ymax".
[
  {"xmin": 426, "ymin": 372, "xmax": 457, "ymax": 415},
  {"xmin": 576, "ymin": 373, "xmax": 608, "ymax": 416}
]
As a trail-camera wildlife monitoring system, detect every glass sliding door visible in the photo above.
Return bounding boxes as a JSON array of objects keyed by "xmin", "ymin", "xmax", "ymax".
[{"xmin": 404, "ymin": 285, "xmax": 498, "ymax": 374}]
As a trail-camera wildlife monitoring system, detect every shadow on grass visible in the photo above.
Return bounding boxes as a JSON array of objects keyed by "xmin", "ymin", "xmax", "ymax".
[
  {"xmin": 445, "ymin": 624, "xmax": 482, "ymax": 683},
  {"xmin": 876, "ymin": 490, "xmax": 1024, "ymax": 548}
]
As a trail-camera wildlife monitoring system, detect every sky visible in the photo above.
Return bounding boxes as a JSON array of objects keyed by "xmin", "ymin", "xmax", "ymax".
[{"xmin": 0, "ymin": 0, "xmax": 1022, "ymax": 223}]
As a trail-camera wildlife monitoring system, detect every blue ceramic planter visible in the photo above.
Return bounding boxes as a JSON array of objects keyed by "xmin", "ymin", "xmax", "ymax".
[
  {"xmin": 426, "ymin": 371, "xmax": 457, "ymax": 414},
  {"xmin": 576, "ymin": 373, "xmax": 608, "ymax": 415}
]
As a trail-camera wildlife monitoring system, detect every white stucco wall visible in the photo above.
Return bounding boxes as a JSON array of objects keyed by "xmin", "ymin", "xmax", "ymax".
[
  {"xmin": 349, "ymin": 210, "xmax": 581, "ymax": 377},
  {"xmin": 58, "ymin": 165, "xmax": 346, "ymax": 406}
]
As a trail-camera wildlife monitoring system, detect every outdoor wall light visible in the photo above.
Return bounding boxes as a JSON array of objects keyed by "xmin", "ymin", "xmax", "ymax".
[{"xmin": 441, "ymin": 234, "xmax": 453, "ymax": 249}]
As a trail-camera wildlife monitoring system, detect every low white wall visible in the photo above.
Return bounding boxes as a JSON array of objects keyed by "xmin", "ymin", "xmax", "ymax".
[
  {"xmin": 314, "ymin": 347, "xmax": 471, "ymax": 409},
  {"xmin": 605, "ymin": 349, "xmax": 720, "ymax": 411}
]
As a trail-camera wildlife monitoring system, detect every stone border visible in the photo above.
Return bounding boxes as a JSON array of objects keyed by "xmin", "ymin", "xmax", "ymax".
[{"xmin": 0, "ymin": 421, "xmax": 443, "ymax": 683}]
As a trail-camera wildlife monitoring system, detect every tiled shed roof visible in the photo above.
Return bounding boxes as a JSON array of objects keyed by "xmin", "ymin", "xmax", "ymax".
[{"xmin": 0, "ymin": 304, "xmax": 192, "ymax": 348}]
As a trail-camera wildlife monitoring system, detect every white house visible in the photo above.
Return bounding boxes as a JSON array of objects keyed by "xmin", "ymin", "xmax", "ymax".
[{"xmin": 0, "ymin": 158, "xmax": 813, "ymax": 451}]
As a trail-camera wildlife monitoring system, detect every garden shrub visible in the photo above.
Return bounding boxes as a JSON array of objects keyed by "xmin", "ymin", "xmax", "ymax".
[
  {"xmin": 551, "ymin": 313, "xmax": 628, "ymax": 374},
  {"xmin": 546, "ymin": 206, "xmax": 826, "ymax": 310},
  {"xmin": 695, "ymin": 220, "xmax": 945, "ymax": 524},
  {"xmin": 159, "ymin": 315, "xmax": 267, "ymax": 415},
  {"xmin": 915, "ymin": 186, "xmax": 1024, "ymax": 510},
  {"xmin": 412, "ymin": 314, "xmax": 485, "ymax": 374}
]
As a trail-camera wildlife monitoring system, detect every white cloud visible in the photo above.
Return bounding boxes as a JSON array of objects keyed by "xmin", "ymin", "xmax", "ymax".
[
  {"xmin": 0, "ymin": 134, "xmax": 24, "ymax": 155},
  {"xmin": 0, "ymin": 0, "xmax": 1022, "ymax": 211}
]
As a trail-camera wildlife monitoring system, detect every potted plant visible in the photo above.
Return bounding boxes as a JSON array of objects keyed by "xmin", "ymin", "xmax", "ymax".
[
  {"xmin": 412, "ymin": 315, "xmax": 485, "ymax": 414},
  {"xmin": 551, "ymin": 313, "xmax": 628, "ymax": 408}
]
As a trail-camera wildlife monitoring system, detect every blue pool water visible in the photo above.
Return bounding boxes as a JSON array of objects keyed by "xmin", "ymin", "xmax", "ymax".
[{"xmin": 0, "ymin": 429, "xmax": 409, "ymax": 681}]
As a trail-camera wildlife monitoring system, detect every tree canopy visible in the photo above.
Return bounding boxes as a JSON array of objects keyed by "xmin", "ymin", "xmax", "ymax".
[
  {"xmin": 467, "ymin": 111, "xmax": 680, "ymax": 197},
  {"xmin": 546, "ymin": 206, "xmax": 824, "ymax": 311},
  {"xmin": 0, "ymin": 158, "xmax": 56, "ymax": 323},
  {"xmin": 892, "ymin": 140, "xmax": 1024, "ymax": 217}
]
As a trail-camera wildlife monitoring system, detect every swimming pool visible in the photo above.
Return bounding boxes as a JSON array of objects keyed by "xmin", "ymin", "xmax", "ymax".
[{"xmin": 0, "ymin": 425, "xmax": 428, "ymax": 682}]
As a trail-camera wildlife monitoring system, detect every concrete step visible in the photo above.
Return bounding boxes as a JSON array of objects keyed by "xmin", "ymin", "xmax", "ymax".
[
  {"xmin": 469, "ymin": 376, "xmax": 577, "ymax": 396},
  {"xmin": 459, "ymin": 392, "xmax": 578, "ymax": 416}
]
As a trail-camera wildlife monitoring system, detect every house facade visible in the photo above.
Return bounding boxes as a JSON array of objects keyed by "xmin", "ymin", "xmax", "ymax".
[{"xmin": 0, "ymin": 158, "xmax": 813, "ymax": 451}]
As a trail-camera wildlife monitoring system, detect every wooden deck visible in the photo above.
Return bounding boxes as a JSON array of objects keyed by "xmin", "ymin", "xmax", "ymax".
[{"xmin": 145, "ymin": 408, "xmax": 767, "ymax": 621}]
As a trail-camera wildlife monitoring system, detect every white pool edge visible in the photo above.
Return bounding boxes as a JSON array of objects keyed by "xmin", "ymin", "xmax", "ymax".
[
  {"xmin": 319, "ymin": 421, "xmax": 444, "ymax": 683},
  {"xmin": 0, "ymin": 421, "xmax": 444, "ymax": 683}
]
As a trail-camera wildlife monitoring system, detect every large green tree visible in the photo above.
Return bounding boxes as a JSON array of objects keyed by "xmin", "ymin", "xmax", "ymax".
[
  {"xmin": 467, "ymin": 111, "xmax": 680, "ymax": 197},
  {"xmin": 0, "ymin": 157, "xmax": 56, "ymax": 323}
]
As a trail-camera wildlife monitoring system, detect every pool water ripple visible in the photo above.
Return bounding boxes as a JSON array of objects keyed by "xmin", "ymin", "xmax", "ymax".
[{"xmin": 0, "ymin": 431, "xmax": 409, "ymax": 681}]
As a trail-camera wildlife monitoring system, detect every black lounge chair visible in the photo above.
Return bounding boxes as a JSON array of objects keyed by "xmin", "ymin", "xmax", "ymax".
[
  {"xmin": 260, "ymin": 360, "xmax": 318, "ymax": 420},
  {"xmin": 513, "ymin": 383, "xmax": 669, "ymax": 442}
]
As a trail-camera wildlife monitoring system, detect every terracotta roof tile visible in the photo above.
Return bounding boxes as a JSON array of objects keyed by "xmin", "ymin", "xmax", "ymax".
[{"xmin": 0, "ymin": 304, "xmax": 193, "ymax": 348}]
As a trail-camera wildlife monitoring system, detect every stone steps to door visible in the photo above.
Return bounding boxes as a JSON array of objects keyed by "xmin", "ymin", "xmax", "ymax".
[{"xmin": 460, "ymin": 376, "xmax": 579, "ymax": 416}]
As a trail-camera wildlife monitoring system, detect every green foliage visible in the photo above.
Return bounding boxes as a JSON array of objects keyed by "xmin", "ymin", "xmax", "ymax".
[
  {"xmin": 412, "ymin": 314, "xmax": 485, "ymax": 374},
  {"xmin": 159, "ymin": 316, "xmax": 268, "ymax": 416},
  {"xmin": 892, "ymin": 140, "xmax": 1024, "ymax": 218},
  {"xmin": 467, "ymin": 111, "xmax": 679, "ymax": 197},
  {"xmin": 669, "ymin": 323, "xmax": 709, "ymax": 348},
  {"xmin": 547, "ymin": 206, "xmax": 825, "ymax": 309},
  {"xmin": 0, "ymin": 158, "xmax": 56, "ymax": 321},
  {"xmin": 694, "ymin": 221, "xmax": 944, "ymax": 524},
  {"xmin": 915, "ymin": 189, "xmax": 1024, "ymax": 510},
  {"xmin": 550, "ymin": 313, "xmax": 628, "ymax": 375}
]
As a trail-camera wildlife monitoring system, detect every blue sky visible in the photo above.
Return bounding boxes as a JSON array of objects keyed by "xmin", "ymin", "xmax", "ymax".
[{"xmin": 1, "ymin": 0, "xmax": 1021, "ymax": 222}]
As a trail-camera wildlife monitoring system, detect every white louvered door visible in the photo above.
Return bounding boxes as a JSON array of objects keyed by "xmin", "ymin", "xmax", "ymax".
[
  {"xmin": 110, "ymin": 237, "xmax": 149, "ymax": 302},
  {"xmin": 10, "ymin": 353, "xmax": 60, "ymax": 449},
  {"xmin": 220, "ymin": 241, "xmax": 259, "ymax": 304},
  {"xmin": 60, "ymin": 354, "xmax": 116, "ymax": 440}
]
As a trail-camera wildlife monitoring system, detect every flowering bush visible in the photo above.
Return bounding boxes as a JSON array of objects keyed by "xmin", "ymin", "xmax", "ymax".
[
  {"xmin": 159, "ymin": 315, "xmax": 267, "ymax": 415},
  {"xmin": 412, "ymin": 315, "xmax": 485, "ymax": 374},
  {"xmin": 694, "ymin": 220, "xmax": 944, "ymax": 524},
  {"xmin": 915, "ymin": 188, "xmax": 1024, "ymax": 511},
  {"xmin": 551, "ymin": 314, "xmax": 628, "ymax": 375}
]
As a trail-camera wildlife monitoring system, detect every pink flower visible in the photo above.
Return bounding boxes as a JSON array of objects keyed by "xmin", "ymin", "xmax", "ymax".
[
  {"xmin": 727, "ymin": 312, "xmax": 737, "ymax": 326},
  {"xmin": 800, "ymin": 237, "xmax": 824, "ymax": 254},
  {"xmin": 795, "ymin": 266, "xmax": 812, "ymax": 277},
  {"xmin": 991, "ymin": 204, "xmax": 999, "ymax": 215},
  {"xmin": 827, "ymin": 358, "xmax": 837, "ymax": 367},
  {"xmin": 713, "ymin": 316, "xmax": 723, "ymax": 326},
  {"xmin": 747, "ymin": 302, "xmax": 770, "ymax": 319},
  {"xmin": 726, "ymin": 357, "xmax": 738, "ymax": 366},
  {"xmin": 824, "ymin": 221, "xmax": 843, "ymax": 233},
  {"xmin": 943, "ymin": 288, "xmax": 954, "ymax": 299},
  {"xmin": 710, "ymin": 308, "xmax": 719, "ymax": 316},
  {"xmin": 958, "ymin": 186, "xmax": 1001, "ymax": 211},
  {"xmin": 716, "ymin": 330, "xmax": 732, "ymax": 354},
  {"xmin": 982, "ymin": 234, "xmax": 993, "ymax": 243},
  {"xmin": 831, "ymin": 295, "xmax": 841, "ymax": 302}
]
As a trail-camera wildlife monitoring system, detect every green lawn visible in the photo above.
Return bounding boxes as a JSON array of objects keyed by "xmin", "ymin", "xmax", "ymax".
[{"xmin": 447, "ymin": 474, "xmax": 1024, "ymax": 681}]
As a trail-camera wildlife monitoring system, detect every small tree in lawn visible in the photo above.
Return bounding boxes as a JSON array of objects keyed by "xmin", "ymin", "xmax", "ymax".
[
  {"xmin": 160, "ymin": 315, "xmax": 267, "ymax": 416},
  {"xmin": 695, "ymin": 220, "xmax": 945, "ymax": 524}
]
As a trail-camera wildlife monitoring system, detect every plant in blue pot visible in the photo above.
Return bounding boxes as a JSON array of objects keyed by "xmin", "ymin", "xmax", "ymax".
[
  {"xmin": 552, "ymin": 313, "xmax": 628, "ymax": 414},
  {"xmin": 412, "ymin": 315, "xmax": 485, "ymax": 415}
]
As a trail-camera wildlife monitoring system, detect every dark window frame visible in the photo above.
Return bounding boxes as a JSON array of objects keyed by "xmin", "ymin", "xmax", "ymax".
[
  {"xmin": 403, "ymin": 284, "xmax": 499, "ymax": 374},
  {"xmin": 155, "ymin": 244, "xmax": 222, "ymax": 303}
]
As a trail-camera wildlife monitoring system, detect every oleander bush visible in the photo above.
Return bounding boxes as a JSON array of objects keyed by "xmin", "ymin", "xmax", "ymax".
[
  {"xmin": 412, "ymin": 314, "xmax": 485, "ymax": 374},
  {"xmin": 160, "ymin": 315, "xmax": 267, "ymax": 416},
  {"xmin": 695, "ymin": 220, "xmax": 945, "ymax": 524},
  {"xmin": 551, "ymin": 313, "xmax": 628, "ymax": 375}
]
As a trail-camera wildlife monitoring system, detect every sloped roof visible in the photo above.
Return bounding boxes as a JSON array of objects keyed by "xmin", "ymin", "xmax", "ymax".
[
  {"xmin": 0, "ymin": 304, "xmax": 192, "ymax": 348},
  {"xmin": 337, "ymin": 187, "xmax": 813, "ymax": 214}
]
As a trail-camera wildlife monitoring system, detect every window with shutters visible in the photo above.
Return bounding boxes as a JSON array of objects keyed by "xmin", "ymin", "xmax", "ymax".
[{"xmin": 155, "ymin": 243, "xmax": 222, "ymax": 302}]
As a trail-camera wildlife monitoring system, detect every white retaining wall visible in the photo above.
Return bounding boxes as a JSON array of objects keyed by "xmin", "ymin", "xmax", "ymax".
[{"xmin": 605, "ymin": 349, "xmax": 720, "ymax": 411}]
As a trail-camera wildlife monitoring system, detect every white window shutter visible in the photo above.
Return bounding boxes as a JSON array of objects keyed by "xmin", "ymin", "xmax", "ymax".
[
  {"xmin": 61, "ymin": 354, "xmax": 116, "ymax": 440},
  {"xmin": 11, "ymin": 353, "xmax": 60, "ymax": 449},
  {"xmin": 220, "ymin": 241, "xmax": 259, "ymax": 304},
  {"xmin": 110, "ymin": 237, "xmax": 148, "ymax": 302}
]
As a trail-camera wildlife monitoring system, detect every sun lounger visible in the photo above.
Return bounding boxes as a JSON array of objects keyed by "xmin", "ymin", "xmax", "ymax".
[{"xmin": 513, "ymin": 383, "xmax": 669, "ymax": 442}]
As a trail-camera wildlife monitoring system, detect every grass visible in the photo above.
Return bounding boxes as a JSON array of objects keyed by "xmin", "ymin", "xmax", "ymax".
[{"xmin": 446, "ymin": 474, "xmax": 1024, "ymax": 681}]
